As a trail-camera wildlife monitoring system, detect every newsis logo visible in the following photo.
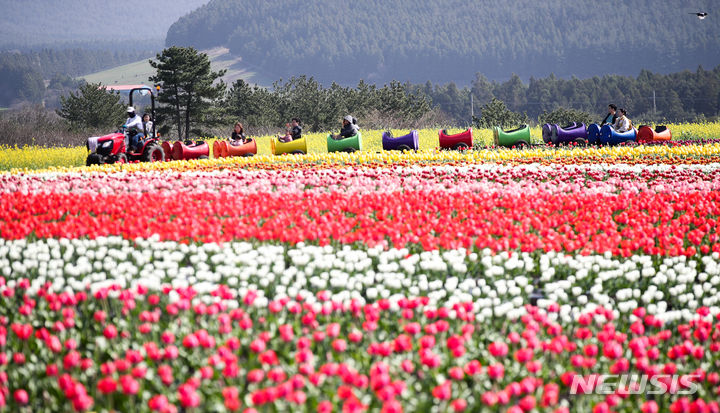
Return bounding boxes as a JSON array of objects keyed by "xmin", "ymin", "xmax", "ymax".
[{"xmin": 570, "ymin": 374, "xmax": 701, "ymax": 395}]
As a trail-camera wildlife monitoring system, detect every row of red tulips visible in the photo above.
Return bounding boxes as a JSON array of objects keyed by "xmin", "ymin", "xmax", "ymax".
[{"xmin": 1, "ymin": 188, "xmax": 718, "ymax": 255}]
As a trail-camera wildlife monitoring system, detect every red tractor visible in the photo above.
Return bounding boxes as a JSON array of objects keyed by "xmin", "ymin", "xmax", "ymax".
[{"xmin": 86, "ymin": 87, "xmax": 165, "ymax": 165}]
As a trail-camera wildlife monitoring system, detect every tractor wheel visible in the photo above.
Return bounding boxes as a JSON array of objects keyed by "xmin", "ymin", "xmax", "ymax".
[
  {"xmin": 397, "ymin": 145, "xmax": 411, "ymax": 151},
  {"xmin": 243, "ymin": 153, "xmax": 254, "ymax": 157},
  {"xmin": 452, "ymin": 142, "xmax": 469, "ymax": 151},
  {"xmin": 114, "ymin": 153, "xmax": 128, "ymax": 164},
  {"xmin": 574, "ymin": 138, "xmax": 587, "ymax": 147},
  {"xmin": 290, "ymin": 150, "xmax": 305, "ymax": 155},
  {"xmin": 198, "ymin": 155, "xmax": 209, "ymax": 160},
  {"xmin": 86, "ymin": 153, "xmax": 104, "ymax": 166},
  {"xmin": 343, "ymin": 147, "xmax": 357, "ymax": 153},
  {"xmin": 515, "ymin": 141, "xmax": 529, "ymax": 149},
  {"xmin": 142, "ymin": 145, "xmax": 165, "ymax": 163}
]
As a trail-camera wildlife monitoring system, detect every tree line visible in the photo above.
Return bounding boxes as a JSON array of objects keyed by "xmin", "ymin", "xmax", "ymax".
[
  {"xmin": 146, "ymin": 47, "xmax": 433, "ymax": 138},
  {"xmin": 419, "ymin": 67, "xmax": 720, "ymax": 125},
  {"xmin": 55, "ymin": 47, "xmax": 720, "ymax": 142}
]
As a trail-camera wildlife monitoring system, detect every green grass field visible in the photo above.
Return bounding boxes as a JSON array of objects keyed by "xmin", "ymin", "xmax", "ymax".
[
  {"xmin": 81, "ymin": 59, "xmax": 157, "ymax": 86},
  {"xmin": 79, "ymin": 47, "xmax": 258, "ymax": 86}
]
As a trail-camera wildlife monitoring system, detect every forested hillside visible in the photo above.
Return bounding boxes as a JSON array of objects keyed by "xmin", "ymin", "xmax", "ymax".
[
  {"xmin": 167, "ymin": 0, "xmax": 720, "ymax": 84},
  {"xmin": 0, "ymin": 0, "xmax": 208, "ymax": 47}
]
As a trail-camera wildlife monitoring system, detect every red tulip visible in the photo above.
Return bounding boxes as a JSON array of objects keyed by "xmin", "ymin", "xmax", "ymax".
[
  {"xmin": 13, "ymin": 389, "xmax": 28, "ymax": 405},
  {"xmin": 10, "ymin": 323, "xmax": 32, "ymax": 340},
  {"xmin": 199, "ymin": 366, "xmax": 213, "ymax": 380},
  {"xmin": 317, "ymin": 400, "xmax": 333, "ymax": 413},
  {"xmin": 347, "ymin": 330, "xmax": 363, "ymax": 343},
  {"xmin": 327, "ymin": 323, "xmax": 341, "ymax": 338},
  {"xmin": 432, "ymin": 381, "xmax": 452, "ymax": 400},
  {"xmin": 72, "ymin": 394, "xmax": 94, "ymax": 411},
  {"xmin": 602, "ymin": 341, "xmax": 623, "ymax": 359},
  {"xmin": 179, "ymin": 391, "xmax": 200, "ymax": 408},
  {"xmin": 80, "ymin": 358, "xmax": 93, "ymax": 371},
  {"xmin": 247, "ymin": 369, "xmax": 264, "ymax": 383},
  {"xmin": 45, "ymin": 363, "xmax": 59, "ymax": 377},
  {"xmin": 97, "ymin": 377, "xmax": 117, "ymax": 394},
  {"xmin": 12, "ymin": 353, "xmax": 25, "ymax": 365},
  {"xmin": 103, "ymin": 325, "xmax": 117, "ymax": 339},
  {"xmin": 250, "ymin": 339, "xmax": 266, "ymax": 353},
  {"xmin": 481, "ymin": 392, "xmax": 498, "ymax": 406},
  {"xmin": 332, "ymin": 339, "xmax": 347, "ymax": 353},
  {"xmin": 148, "ymin": 394, "xmax": 168, "ymax": 411},
  {"xmin": 380, "ymin": 399, "xmax": 402, "ymax": 413},
  {"xmin": 225, "ymin": 397, "xmax": 241, "ymax": 411},
  {"xmin": 93, "ymin": 310, "xmax": 106, "ymax": 324},
  {"xmin": 514, "ymin": 348, "xmax": 533, "ymax": 363},
  {"xmin": 519, "ymin": 395, "xmax": 536, "ymax": 412},
  {"xmin": 164, "ymin": 345, "xmax": 179, "ymax": 360},
  {"xmin": 131, "ymin": 366, "xmax": 147, "ymax": 379},
  {"xmin": 592, "ymin": 402, "xmax": 610, "ymax": 413},
  {"xmin": 489, "ymin": 341, "xmax": 509, "ymax": 357},
  {"xmin": 488, "ymin": 363, "xmax": 505, "ymax": 380},
  {"xmin": 63, "ymin": 350, "xmax": 80, "ymax": 370},
  {"xmin": 451, "ymin": 399, "xmax": 467, "ymax": 412},
  {"xmin": 449, "ymin": 366, "xmax": 464, "ymax": 380},
  {"xmin": 161, "ymin": 331, "xmax": 175, "ymax": 344},
  {"xmin": 463, "ymin": 360, "xmax": 482, "ymax": 375},
  {"xmin": 182, "ymin": 333, "xmax": 199, "ymax": 348},
  {"xmin": 119, "ymin": 375, "xmax": 139, "ymax": 395},
  {"xmin": 278, "ymin": 324, "xmax": 294, "ymax": 341},
  {"xmin": 584, "ymin": 344, "xmax": 598, "ymax": 357}
]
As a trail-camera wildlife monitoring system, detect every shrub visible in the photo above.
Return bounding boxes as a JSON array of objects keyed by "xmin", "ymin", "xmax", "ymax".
[
  {"xmin": 538, "ymin": 107, "xmax": 593, "ymax": 126},
  {"xmin": 0, "ymin": 105, "xmax": 100, "ymax": 147},
  {"xmin": 472, "ymin": 98, "xmax": 528, "ymax": 129}
]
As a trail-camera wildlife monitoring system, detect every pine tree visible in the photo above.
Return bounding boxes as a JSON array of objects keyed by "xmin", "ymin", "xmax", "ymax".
[
  {"xmin": 56, "ymin": 82, "xmax": 125, "ymax": 130},
  {"xmin": 149, "ymin": 47, "xmax": 226, "ymax": 140}
]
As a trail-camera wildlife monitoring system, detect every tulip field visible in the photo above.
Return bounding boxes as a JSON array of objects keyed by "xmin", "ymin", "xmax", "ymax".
[{"xmin": 2, "ymin": 131, "xmax": 720, "ymax": 412}]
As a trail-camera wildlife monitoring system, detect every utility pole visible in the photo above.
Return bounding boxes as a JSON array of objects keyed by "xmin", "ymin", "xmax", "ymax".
[
  {"xmin": 470, "ymin": 94, "xmax": 474, "ymax": 120},
  {"xmin": 653, "ymin": 90, "xmax": 656, "ymax": 120}
]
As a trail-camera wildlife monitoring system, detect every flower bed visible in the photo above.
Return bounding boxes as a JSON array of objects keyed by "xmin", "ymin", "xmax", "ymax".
[
  {"xmin": 2, "ymin": 164, "xmax": 720, "ymax": 254},
  {"xmin": 1, "ymin": 239, "xmax": 720, "ymax": 412},
  {"xmin": 4, "ymin": 139, "xmax": 720, "ymax": 172},
  {"xmin": 1, "ymin": 146, "xmax": 720, "ymax": 412}
]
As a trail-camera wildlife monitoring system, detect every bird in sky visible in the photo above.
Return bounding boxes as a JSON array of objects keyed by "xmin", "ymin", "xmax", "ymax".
[{"xmin": 690, "ymin": 12, "xmax": 709, "ymax": 19}]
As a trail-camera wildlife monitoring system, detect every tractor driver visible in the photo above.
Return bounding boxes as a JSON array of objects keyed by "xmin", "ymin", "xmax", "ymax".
[{"xmin": 124, "ymin": 106, "xmax": 144, "ymax": 153}]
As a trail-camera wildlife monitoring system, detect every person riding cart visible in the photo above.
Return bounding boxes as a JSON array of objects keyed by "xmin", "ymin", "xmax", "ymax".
[
  {"xmin": 330, "ymin": 115, "xmax": 359, "ymax": 140},
  {"xmin": 124, "ymin": 106, "xmax": 145, "ymax": 153}
]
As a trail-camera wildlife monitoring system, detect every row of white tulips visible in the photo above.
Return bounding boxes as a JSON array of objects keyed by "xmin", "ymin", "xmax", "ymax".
[{"xmin": 2, "ymin": 237, "xmax": 719, "ymax": 327}]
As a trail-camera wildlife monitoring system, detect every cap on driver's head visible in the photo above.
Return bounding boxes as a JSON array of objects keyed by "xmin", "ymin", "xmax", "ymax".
[
  {"xmin": 343, "ymin": 115, "xmax": 353, "ymax": 123},
  {"xmin": 126, "ymin": 106, "xmax": 135, "ymax": 113}
]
